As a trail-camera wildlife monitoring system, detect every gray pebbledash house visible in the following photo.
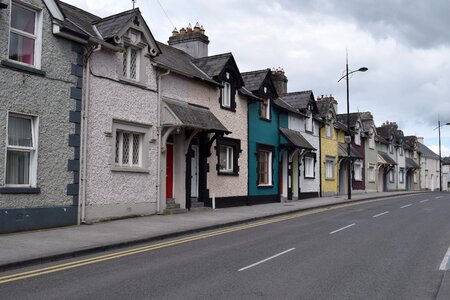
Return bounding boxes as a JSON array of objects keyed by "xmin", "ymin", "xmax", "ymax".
[{"xmin": 0, "ymin": 0, "xmax": 84, "ymax": 233}]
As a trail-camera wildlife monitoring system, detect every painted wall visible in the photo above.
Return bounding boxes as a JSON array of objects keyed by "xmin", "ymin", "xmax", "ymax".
[
  {"xmin": 287, "ymin": 113, "xmax": 320, "ymax": 196},
  {"xmin": 83, "ymin": 50, "xmax": 158, "ymax": 221},
  {"xmin": 320, "ymin": 124, "xmax": 339, "ymax": 196},
  {"xmin": 364, "ymin": 134, "xmax": 378, "ymax": 193},
  {"xmin": 248, "ymin": 100, "xmax": 280, "ymax": 201},
  {"xmin": 161, "ymin": 72, "xmax": 248, "ymax": 201},
  {"xmin": 0, "ymin": 0, "xmax": 79, "ymax": 232}
]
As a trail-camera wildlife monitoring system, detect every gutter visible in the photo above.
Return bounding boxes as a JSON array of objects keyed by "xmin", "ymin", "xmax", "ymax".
[{"xmin": 156, "ymin": 68, "xmax": 171, "ymax": 214}]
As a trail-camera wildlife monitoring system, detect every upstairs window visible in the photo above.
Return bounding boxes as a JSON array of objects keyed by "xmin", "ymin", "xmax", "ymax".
[
  {"xmin": 6, "ymin": 114, "xmax": 38, "ymax": 186},
  {"xmin": 306, "ymin": 112, "xmax": 313, "ymax": 132},
  {"xmin": 221, "ymin": 82, "xmax": 231, "ymax": 108},
  {"xmin": 260, "ymin": 98, "xmax": 270, "ymax": 120},
  {"xmin": 354, "ymin": 123, "xmax": 361, "ymax": 146},
  {"xmin": 369, "ymin": 132, "xmax": 375, "ymax": 149},
  {"xmin": 326, "ymin": 124, "xmax": 332, "ymax": 138},
  {"xmin": 9, "ymin": 3, "xmax": 41, "ymax": 67},
  {"xmin": 122, "ymin": 47, "xmax": 140, "ymax": 81},
  {"xmin": 399, "ymin": 145, "xmax": 404, "ymax": 156}
]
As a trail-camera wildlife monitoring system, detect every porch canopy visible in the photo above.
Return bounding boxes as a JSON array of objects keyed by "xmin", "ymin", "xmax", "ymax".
[
  {"xmin": 162, "ymin": 97, "xmax": 230, "ymax": 133},
  {"xmin": 377, "ymin": 151, "xmax": 397, "ymax": 165},
  {"xmin": 405, "ymin": 157, "xmax": 420, "ymax": 170},
  {"xmin": 338, "ymin": 142, "xmax": 362, "ymax": 159},
  {"xmin": 280, "ymin": 127, "xmax": 315, "ymax": 150}
]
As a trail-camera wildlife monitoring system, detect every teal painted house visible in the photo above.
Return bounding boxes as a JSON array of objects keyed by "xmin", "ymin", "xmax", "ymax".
[{"xmin": 241, "ymin": 69, "xmax": 281, "ymax": 204}]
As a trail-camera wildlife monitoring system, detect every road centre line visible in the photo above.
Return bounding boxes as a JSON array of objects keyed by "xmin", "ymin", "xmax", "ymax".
[
  {"xmin": 400, "ymin": 204, "xmax": 412, "ymax": 208},
  {"xmin": 238, "ymin": 248, "xmax": 295, "ymax": 272},
  {"xmin": 0, "ymin": 196, "xmax": 413, "ymax": 285},
  {"xmin": 435, "ymin": 196, "xmax": 444, "ymax": 199},
  {"xmin": 330, "ymin": 223, "xmax": 355, "ymax": 234},
  {"xmin": 373, "ymin": 211, "xmax": 389, "ymax": 218},
  {"xmin": 420, "ymin": 199, "xmax": 430, "ymax": 203},
  {"xmin": 439, "ymin": 244, "xmax": 450, "ymax": 271}
]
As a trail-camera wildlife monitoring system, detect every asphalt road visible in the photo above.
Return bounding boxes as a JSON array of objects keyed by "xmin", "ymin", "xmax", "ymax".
[{"xmin": 1, "ymin": 192, "xmax": 450, "ymax": 300}]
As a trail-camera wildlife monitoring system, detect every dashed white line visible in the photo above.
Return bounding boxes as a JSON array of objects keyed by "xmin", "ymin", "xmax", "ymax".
[
  {"xmin": 436, "ymin": 196, "xmax": 444, "ymax": 199},
  {"xmin": 439, "ymin": 245, "xmax": 450, "ymax": 271},
  {"xmin": 373, "ymin": 211, "xmax": 389, "ymax": 218},
  {"xmin": 420, "ymin": 199, "xmax": 430, "ymax": 203},
  {"xmin": 238, "ymin": 248, "xmax": 296, "ymax": 271},
  {"xmin": 400, "ymin": 204, "xmax": 412, "ymax": 209},
  {"xmin": 330, "ymin": 223, "xmax": 355, "ymax": 235}
]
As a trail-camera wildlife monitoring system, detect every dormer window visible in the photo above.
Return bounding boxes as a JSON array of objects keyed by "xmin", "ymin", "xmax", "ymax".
[
  {"xmin": 326, "ymin": 123, "xmax": 332, "ymax": 138},
  {"xmin": 260, "ymin": 98, "xmax": 270, "ymax": 119},
  {"xmin": 220, "ymin": 72, "xmax": 236, "ymax": 111},
  {"xmin": 369, "ymin": 128, "xmax": 375, "ymax": 149},
  {"xmin": 9, "ymin": 2, "xmax": 42, "ymax": 68},
  {"xmin": 389, "ymin": 142, "xmax": 393, "ymax": 153},
  {"xmin": 263, "ymin": 86, "xmax": 267, "ymax": 93},
  {"xmin": 222, "ymin": 82, "xmax": 231, "ymax": 107},
  {"xmin": 354, "ymin": 123, "xmax": 361, "ymax": 146},
  {"xmin": 123, "ymin": 47, "xmax": 140, "ymax": 81},
  {"xmin": 306, "ymin": 111, "xmax": 313, "ymax": 132}
]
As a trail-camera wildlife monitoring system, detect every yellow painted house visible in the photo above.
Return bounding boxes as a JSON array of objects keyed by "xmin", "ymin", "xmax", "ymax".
[{"xmin": 317, "ymin": 97, "xmax": 339, "ymax": 196}]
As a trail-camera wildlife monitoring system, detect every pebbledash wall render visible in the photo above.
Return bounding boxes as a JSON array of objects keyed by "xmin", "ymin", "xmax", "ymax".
[{"xmin": 0, "ymin": 0, "xmax": 82, "ymax": 233}]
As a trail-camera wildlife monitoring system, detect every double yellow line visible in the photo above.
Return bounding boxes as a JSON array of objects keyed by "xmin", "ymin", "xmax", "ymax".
[{"xmin": 0, "ymin": 200, "xmax": 375, "ymax": 285}]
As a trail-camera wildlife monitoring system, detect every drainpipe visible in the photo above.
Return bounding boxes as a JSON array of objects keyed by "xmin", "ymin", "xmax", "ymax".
[
  {"xmin": 79, "ymin": 45, "xmax": 102, "ymax": 224},
  {"xmin": 156, "ymin": 68, "xmax": 170, "ymax": 214}
]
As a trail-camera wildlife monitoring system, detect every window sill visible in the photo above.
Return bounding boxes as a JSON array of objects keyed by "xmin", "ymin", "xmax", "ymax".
[
  {"xmin": 220, "ymin": 105, "xmax": 236, "ymax": 112},
  {"xmin": 1, "ymin": 60, "xmax": 45, "ymax": 77},
  {"xmin": 259, "ymin": 117, "xmax": 271, "ymax": 122},
  {"xmin": 218, "ymin": 171, "xmax": 239, "ymax": 176},
  {"xmin": 257, "ymin": 184, "xmax": 274, "ymax": 188},
  {"xmin": 0, "ymin": 187, "xmax": 41, "ymax": 194},
  {"xmin": 119, "ymin": 77, "xmax": 148, "ymax": 89},
  {"xmin": 325, "ymin": 178, "xmax": 335, "ymax": 181},
  {"xmin": 111, "ymin": 166, "xmax": 149, "ymax": 173},
  {"xmin": 304, "ymin": 176, "xmax": 315, "ymax": 179}
]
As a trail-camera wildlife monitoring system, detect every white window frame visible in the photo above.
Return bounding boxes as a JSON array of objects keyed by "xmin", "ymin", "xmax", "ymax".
[
  {"xmin": 399, "ymin": 146, "xmax": 404, "ymax": 156},
  {"xmin": 260, "ymin": 98, "xmax": 270, "ymax": 119},
  {"xmin": 219, "ymin": 145, "xmax": 233, "ymax": 173},
  {"xmin": 222, "ymin": 81, "xmax": 231, "ymax": 108},
  {"xmin": 389, "ymin": 170, "xmax": 395, "ymax": 182},
  {"xmin": 368, "ymin": 163, "xmax": 375, "ymax": 182},
  {"xmin": 326, "ymin": 124, "xmax": 332, "ymax": 138},
  {"xmin": 369, "ymin": 129, "xmax": 375, "ymax": 149},
  {"xmin": 122, "ymin": 46, "xmax": 140, "ymax": 81},
  {"xmin": 389, "ymin": 143, "xmax": 393, "ymax": 153},
  {"xmin": 325, "ymin": 157, "xmax": 334, "ymax": 179},
  {"xmin": 306, "ymin": 112, "xmax": 313, "ymax": 132},
  {"xmin": 8, "ymin": 2, "xmax": 43, "ymax": 69},
  {"xmin": 304, "ymin": 156, "xmax": 315, "ymax": 178},
  {"xmin": 399, "ymin": 168, "xmax": 405, "ymax": 183},
  {"xmin": 5, "ymin": 112, "xmax": 39, "ymax": 187},
  {"xmin": 258, "ymin": 150, "xmax": 272, "ymax": 186},
  {"xmin": 111, "ymin": 120, "xmax": 150, "ymax": 172},
  {"xmin": 354, "ymin": 160, "xmax": 362, "ymax": 181}
]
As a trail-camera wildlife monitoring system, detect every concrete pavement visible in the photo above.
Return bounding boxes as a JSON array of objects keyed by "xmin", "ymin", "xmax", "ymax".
[{"xmin": 0, "ymin": 191, "xmax": 424, "ymax": 271}]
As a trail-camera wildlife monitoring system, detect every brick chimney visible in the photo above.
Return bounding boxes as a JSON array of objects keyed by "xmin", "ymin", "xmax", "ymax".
[
  {"xmin": 168, "ymin": 22, "xmax": 209, "ymax": 58},
  {"xmin": 271, "ymin": 68, "xmax": 288, "ymax": 95}
]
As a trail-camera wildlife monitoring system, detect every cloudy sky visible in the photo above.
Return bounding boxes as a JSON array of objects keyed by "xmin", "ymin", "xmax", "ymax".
[{"xmin": 65, "ymin": 0, "xmax": 450, "ymax": 156}]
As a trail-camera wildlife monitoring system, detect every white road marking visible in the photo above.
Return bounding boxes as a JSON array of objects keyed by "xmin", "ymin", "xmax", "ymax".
[
  {"xmin": 238, "ymin": 248, "xmax": 296, "ymax": 272},
  {"xmin": 439, "ymin": 245, "xmax": 450, "ymax": 271},
  {"xmin": 329, "ymin": 223, "xmax": 355, "ymax": 235},
  {"xmin": 400, "ymin": 204, "xmax": 412, "ymax": 209},
  {"xmin": 420, "ymin": 199, "xmax": 430, "ymax": 203},
  {"xmin": 373, "ymin": 211, "xmax": 389, "ymax": 218},
  {"xmin": 436, "ymin": 196, "xmax": 444, "ymax": 199}
]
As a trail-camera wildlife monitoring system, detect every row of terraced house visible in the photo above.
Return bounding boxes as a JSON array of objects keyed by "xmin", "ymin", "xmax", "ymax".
[{"xmin": 0, "ymin": 0, "xmax": 445, "ymax": 233}]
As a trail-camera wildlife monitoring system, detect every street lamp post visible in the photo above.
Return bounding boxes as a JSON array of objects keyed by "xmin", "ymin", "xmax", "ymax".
[
  {"xmin": 436, "ymin": 120, "xmax": 450, "ymax": 192},
  {"xmin": 338, "ymin": 55, "xmax": 367, "ymax": 200}
]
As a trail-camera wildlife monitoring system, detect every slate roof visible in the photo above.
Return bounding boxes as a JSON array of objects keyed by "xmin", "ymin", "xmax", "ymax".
[
  {"xmin": 273, "ymin": 98, "xmax": 307, "ymax": 116},
  {"xmin": 316, "ymin": 100, "xmax": 330, "ymax": 118},
  {"xmin": 336, "ymin": 113, "xmax": 360, "ymax": 128},
  {"xmin": 153, "ymin": 42, "xmax": 218, "ymax": 86},
  {"xmin": 405, "ymin": 158, "xmax": 420, "ymax": 169},
  {"xmin": 282, "ymin": 91, "xmax": 315, "ymax": 111},
  {"xmin": 93, "ymin": 9, "xmax": 138, "ymax": 39},
  {"xmin": 56, "ymin": 0, "xmax": 101, "ymax": 37},
  {"xmin": 163, "ymin": 98, "xmax": 229, "ymax": 133},
  {"xmin": 280, "ymin": 128, "xmax": 315, "ymax": 150},
  {"xmin": 442, "ymin": 157, "xmax": 450, "ymax": 165},
  {"xmin": 192, "ymin": 53, "xmax": 232, "ymax": 77},
  {"xmin": 338, "ymin": 143, "xmax": 363, "ymax": 158},
  {"xmin": 241, "ymin": 69, "xmax": 270, "ymax": 92},
  {"xmin": 376, "ymin": 126, "xmax": 391, "ymax": 141},
  {"xmin": 378, "ymin": 151, "xmax": 397, "ymax": 165},
  {"xmin": 334, "ymin": 121, "xmax": 349, "ymax": 132},
  {"xmin": 418, "ymin": 142, "xmax": 439, "ymax": 158}
]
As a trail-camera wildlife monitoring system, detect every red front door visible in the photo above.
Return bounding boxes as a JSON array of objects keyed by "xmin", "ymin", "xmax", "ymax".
[{"xmin": 166, "ymin": 144, "xmax": 174, "ymax": 199}]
